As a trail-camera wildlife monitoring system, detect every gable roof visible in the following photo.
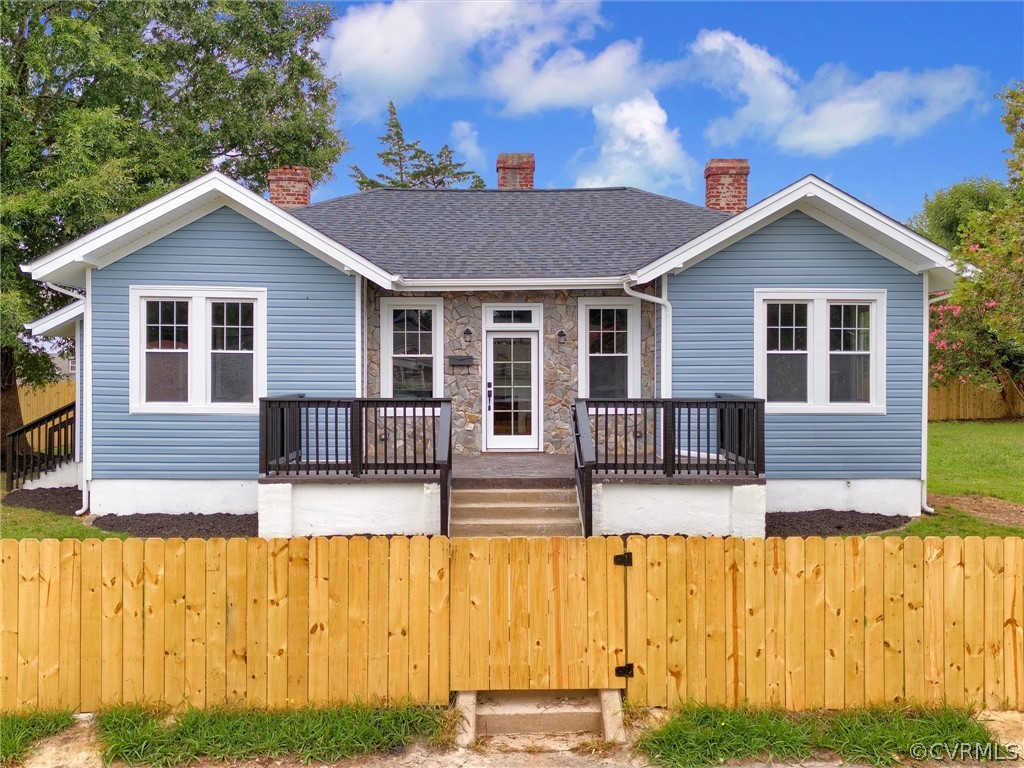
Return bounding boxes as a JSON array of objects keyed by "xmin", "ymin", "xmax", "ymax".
[
  {"xmin": 25, "ymin": 299, "xmax": 84, "ymax": 338},
  {"xmin": 21, "ymin": 171, "xmax": 398, "ymax": 289},
  {"xmin": 631, "ymin": 175, "xmax": 956, "ymax": 290},
  {"xmin": 291, "ymin": 187, "xmax": 730, "ymax": 283}
]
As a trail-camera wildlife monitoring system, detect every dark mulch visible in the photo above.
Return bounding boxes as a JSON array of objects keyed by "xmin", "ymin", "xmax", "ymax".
[
  {"xmin": 92, "ymin": 512, "xmax": 258, "ymax": 539},
  {"xmin": 2, "ymin": 486, "xmax": 81, "ymax": 515},
  {"xmin": 766, "ymin": 509, "xmax": 909, "ymax": 538}
]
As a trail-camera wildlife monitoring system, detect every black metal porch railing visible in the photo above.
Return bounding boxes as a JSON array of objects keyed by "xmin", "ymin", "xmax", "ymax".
[
  {"xmin": 259, "ymin": 396, "xmax": 454, "ymax": 535},
  {"xmin": 5, "ymin": 402, "xmax": 76, "ymax": 491},
  {"xmin": 570, "ymin": 395, "xmax": 765, "ymax": 534}
]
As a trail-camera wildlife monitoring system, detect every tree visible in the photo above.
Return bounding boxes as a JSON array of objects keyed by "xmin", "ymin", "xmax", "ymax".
[
  {"xmin": 928, "ymin": 84, "xmax": 1024, "ymax": 402},
  {"xmin": 350, "ymin": 100, "xmax": 485, "ymax": 190},
  {"xmin": 1, "ymin": 0, "xmax": 348, "ymax": 457},
  {"xmin": 908, "ymin": 177, "xmax": 1010, "ymax": 250}
]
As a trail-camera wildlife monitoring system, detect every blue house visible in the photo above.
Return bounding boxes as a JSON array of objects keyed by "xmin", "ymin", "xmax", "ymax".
[{"xmin": 18, "ymin": 155, "xmax": 954, "ymax": 538}]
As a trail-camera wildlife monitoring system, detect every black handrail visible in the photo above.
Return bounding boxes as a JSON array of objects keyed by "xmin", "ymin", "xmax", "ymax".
[
  {"xmin": 574, "ymin": 396, "xmax": 765, "ymax": 478},
  {"xmin": 5, "ymin": 402, "xmax": 76, "ymax": 490},
  {"xmin": 259, "ymin": 397, "xmax": 455, "ymax": 533},
  {"xmin": 570, "ymin": 399, "xmax": 596, "ymax": 536}
]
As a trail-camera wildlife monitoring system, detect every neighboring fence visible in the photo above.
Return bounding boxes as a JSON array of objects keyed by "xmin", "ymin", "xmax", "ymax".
[
  {"xmin": 15, "ymin": 381, "xmax": 75, "ymax": 425},
  {"xmin": 929, "ymin": 380, "xmax": 1024, "ymax": 421},
  {"xmin": 1, "ymin": 535, "xmax": 1022, "ymax": 713}
]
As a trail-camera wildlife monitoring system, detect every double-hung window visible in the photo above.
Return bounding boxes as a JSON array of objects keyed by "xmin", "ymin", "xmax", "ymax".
[
  {"xmin": 130, "ymin": 287, "xmax": 267, "ymax": 414},
  {"xmin": 578, "ymin": 297, "xmax": 641, "ymax": 399},
  {"xmin": 381, "ymin": 297, "xmax": 444, "ymax": 398},
  {"xmin": 754, "ymin": 289, "xmax": 886, "ymax": 414}
]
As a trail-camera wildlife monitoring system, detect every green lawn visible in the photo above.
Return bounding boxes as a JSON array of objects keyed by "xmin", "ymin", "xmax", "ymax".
[
  {"xmin": 0, "ymin": 504, "xmax": 125, "ymax": 540},
  {"xmin": 0, "ymin": 711, "xmax": 75, "ymax": 765},
  {"xmin": 928, "ymin": 419, "xmax": 1024, "ymax": 503}
]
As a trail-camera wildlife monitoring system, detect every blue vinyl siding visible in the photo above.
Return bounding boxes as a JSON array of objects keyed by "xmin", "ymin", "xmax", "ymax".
[
  {"xmin": 91, "ymin": 207, "xmax": 356, "ymax": 479},
  {"xmin": 669, "ymin": 211, "xmax": 923, "ymax": 479}
]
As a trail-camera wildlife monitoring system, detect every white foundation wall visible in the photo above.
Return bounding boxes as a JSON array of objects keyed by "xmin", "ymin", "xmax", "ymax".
[
  {"xmin": 24, "ymin": 461, "xmax": 81, "ymax": 490},
  {"xmin": 767, "ymin": 479, "xmax": 923, "ymax": 517},
  {"xmin": 593, "ymin": 482, "xmax": 766, "ymax": 537},
  {"xmin": 89, "ymin": 479, "xmax": 257, "ymax": 515},
  {"xmin": 258, "ymin": 482, "xmax": 441, "ymax": 538}
]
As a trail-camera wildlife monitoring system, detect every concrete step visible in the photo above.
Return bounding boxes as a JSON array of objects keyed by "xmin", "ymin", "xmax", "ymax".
[
  {"xmin": 450, "ymin": 502, "xmax": 579, "ymax": 518},
  {"xmin": 448, "ymin": 519, "xmax": 583, "ymax": 537},
  {"xmin": 451, "ymin": 488, "xmax": 578, "ymax": 505},
  {"xmin": 475, "ymin": 690, "xmax": 603, "ymax": 736}
]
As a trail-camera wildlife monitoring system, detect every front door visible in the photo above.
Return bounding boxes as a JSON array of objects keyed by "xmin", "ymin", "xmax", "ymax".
[{"xmin": 485, "ymin": 332, "xmax": 540, "ymax": 450}]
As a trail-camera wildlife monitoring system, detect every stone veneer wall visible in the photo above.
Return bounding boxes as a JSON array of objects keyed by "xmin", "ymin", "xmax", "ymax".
[{"xmin": 365, "ymin": 286, "xmax": 658, "ymax": 455}]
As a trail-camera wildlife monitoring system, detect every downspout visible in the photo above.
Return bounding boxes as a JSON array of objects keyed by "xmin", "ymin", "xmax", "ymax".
[
  {"xmin": 921, "ymin": 271, "xmax": 935, "ymax": 514},
  {"xmin": 45, "ymin": 281, "xmax": 90, "ymax": 515},
  {"xmin": 622, "ymin": 278, "xmax": 671, "ymax": 398}
]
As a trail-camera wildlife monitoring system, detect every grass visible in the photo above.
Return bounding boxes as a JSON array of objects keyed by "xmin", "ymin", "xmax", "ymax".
[
  {"xmin": 900, "ymin": 504, "xmax": 1024, "ymax": 538},
  {"xmin": 634, "ymin": 704, "xmax": 997, "ymax": 768},
  {"xmin": 0, "ymin": 504, "xmax": 125, "ymax": 540},
  {"xmin": 95, "ymin": 704, "xmax": 447, "ymax": 766},
  {"xmin": 928, "ymin": 419, "xmax": 1024, "ymax": 504},
  {"xmin": 0, "ymin": 711, "xmax": 75, "ymax": 765}
]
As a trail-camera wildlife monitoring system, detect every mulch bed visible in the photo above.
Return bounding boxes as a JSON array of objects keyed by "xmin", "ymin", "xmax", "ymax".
[
  {"xmin": 765, "ymin": 509, "xmax": 909, "ymax": 537},
  {"xmin": 2, "ymin": 486, "xmax": 81, "ymax": 515},
  {"xmin": 92, "ymin": 513, "xmax": 258, "ymax": 538}
]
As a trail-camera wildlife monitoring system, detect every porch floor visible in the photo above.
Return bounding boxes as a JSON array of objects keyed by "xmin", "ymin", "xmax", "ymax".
[{"xmin": 452, "ymin": 453, "xmax": 575, "ymax": 489}]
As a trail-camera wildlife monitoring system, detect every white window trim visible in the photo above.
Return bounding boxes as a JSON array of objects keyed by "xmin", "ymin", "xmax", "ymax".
[
  {"xmin": 129, "ymin": 286, "xmax": 268, "ymax": 415},
  {"xmin": 577, "ymin": 296, "xmax": 642, "ymax": 399},
  {"xmin": 754, "ymin": 288, "xmax": 886, "ymax": 415},
  {"xmin": 482, "ymin": 302, "xmax": 544, "ymax": 331},
  {"xmin": 380, "ymin": 296, "xmax": 444, "ymax": 398}
]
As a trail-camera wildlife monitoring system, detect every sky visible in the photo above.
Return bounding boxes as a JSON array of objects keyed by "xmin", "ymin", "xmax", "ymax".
[{"xmin": 313, "ymin": 1, "xmax": 1023, "ymax": 223}]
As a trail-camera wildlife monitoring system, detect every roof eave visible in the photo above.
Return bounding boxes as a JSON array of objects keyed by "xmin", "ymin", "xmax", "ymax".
[
  {"xmin": 25, "ymin": 299, "xmax": 84, "ymax": 338},
  {"xmin": 22, "ymin": 172, "xmax": 399, "ymax": 290},
  {"xmin": 632, "ymin": 175, "xmax": 954, "ymax": 284}
]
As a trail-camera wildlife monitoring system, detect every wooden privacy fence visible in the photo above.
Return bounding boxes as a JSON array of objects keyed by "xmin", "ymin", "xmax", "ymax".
[
  {"xmin": 15, "ymin": 381, "xmax": 75, "ymax": 426},
  {"xmin": 1, "ymin": 535, "xmax": 1022, "ymax": 714},
  {"xmin": 929, "ymin": 380, "xmax": 1024, "ymax": 421}
]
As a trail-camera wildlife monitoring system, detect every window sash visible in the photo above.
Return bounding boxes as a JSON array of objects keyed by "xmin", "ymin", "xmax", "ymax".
[
  {"xmin": 381, "ymin": 299, "xmax": 443, "ymax": 398},
  {"xmin": 578, "ymin": 299, "xmax": 639, "ymax": 399}
]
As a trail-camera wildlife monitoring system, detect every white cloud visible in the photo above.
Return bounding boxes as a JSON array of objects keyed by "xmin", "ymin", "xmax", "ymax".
[
  {"xmin": 321, "ymin": 0, "xmax": 612, "ymax": 118},
  {"xmin": 575, "ymin": 92, "xmax": 696, "ymax": 192},
  {"xmin": 688, "ymin": 29, "xmax": 984, "ymax": 156},
  {"xmin": 690, "ymin": 29, "xmax": 799, "ymax": 144},
  {"xmin": 450, "ymin": 120, "xmax": 485, "ymax": 167},
  {"xmin": 777, "ymin": 66, "xmax": 985, "ymax": 155}
]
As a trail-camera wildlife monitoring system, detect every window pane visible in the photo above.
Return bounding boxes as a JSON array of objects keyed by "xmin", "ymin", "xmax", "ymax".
[
  {"xmin": 211, "ymin": 352, "xmax": 254, "ymax": 403},
  {"xmin": 830, "ymin": 353, "xmax": 871, "ymax": 403},
  {"xmin": 590, "ymin": 356, "xmax": 628, "ymax": 398},
  {"xmin": 393, "ymin": 358, "xmax": 434, "ymax": 398},
  {"xmin": 829, "ymin": 304, "xmax": 870, "ymax": 352},
  {"xmin": 145, "ymin": 351, "xmax": 188, "ymax": 402},
  {"xmin": 767, "ymin": 302, "xmax": 807, "ymax": 352},
  {"xmin": 767, "ymin": 353, "xmax": 808, "ymax": 402}
]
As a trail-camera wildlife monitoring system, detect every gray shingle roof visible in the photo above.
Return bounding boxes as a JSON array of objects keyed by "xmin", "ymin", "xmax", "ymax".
[{"xmin": 291, "ymin": 187, "xmax": 730, "ymax": 280}]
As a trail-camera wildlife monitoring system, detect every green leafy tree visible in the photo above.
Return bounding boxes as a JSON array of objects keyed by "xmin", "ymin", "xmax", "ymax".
[
  {"xmin": 929, "ymin": 84, "xmax": 1024, "ymax": 403},
  {"xmin": 350, "ymin": 100, "xmax": 485, "ymax": 190},
  {"xmin": 0, "ymin": 0, "xmax": 347, "ymax": 454},
  {"xmin": 909, "ymin": 177, "xmax": 1010, "ymax": 250}
]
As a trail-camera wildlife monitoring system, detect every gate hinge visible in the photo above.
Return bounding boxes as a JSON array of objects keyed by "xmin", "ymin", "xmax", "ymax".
[
  {"xmin": 615, "ymin": 663, "xmax": 634, "ymax": 678},
  {"xmin": 613, "ymin": 551, "xmax": 633, "ymax": 567}
]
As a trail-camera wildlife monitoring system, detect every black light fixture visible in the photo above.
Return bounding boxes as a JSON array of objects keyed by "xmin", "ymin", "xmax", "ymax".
[
  {"xmin": 462, "ymin": 327, "xmax": 473, "ymax": 340},
  {"xmin": 557, "ymin": 329, "xmax": 567, "ymax": 343}
]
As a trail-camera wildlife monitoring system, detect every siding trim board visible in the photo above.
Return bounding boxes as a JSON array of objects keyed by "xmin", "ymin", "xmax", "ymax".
[{"xmin": 670, "ymin": 211, "xmax": 925, "ymax": 483}]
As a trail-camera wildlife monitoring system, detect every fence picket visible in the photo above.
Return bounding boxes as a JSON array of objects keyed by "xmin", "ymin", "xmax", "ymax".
[
  {"xmin": 803, "ymin": 537, "xmax": 825, "ymax": 709},
  {"xmin": 428, "ymin": 536, "xmax": 450, "ymax": 704},
  {"xmin": 944, "ymin": 536, "xmax": 966, "ymax": 706},
  {"xmin": 100, "ymin": 539, "xmax": 122, "ymax": 708},
  {"xmin": 327, "ymin": 537, "xmax": 349, "ymax": 703},
  {"xmin": 963, "ymin": 537, "xmax": 985, "ymax": 705},
  {"xmin": 784, "ymin": 537, "xmax": 805, "ymax": 711},
  {"xmin": 645, "ymin": 536, "xmax": 667, "ymax": 707},
  {"xmin": 58, "ymin": 539, "xmax": 81, "ymax": 710},
  {"xmin": 705, "ymin": 537, "xmax": 727, "ymax": 706},
  {"xmin": 206, "ymin": 538, "xmax": 227, "ymax": 707},
  {"xmin": 225, "ymin": 538, "xmax": 247, "ymax": 705},
  {"xmin": 743, "ymin": 538, "xmax": 764, "ymax": 707},
  {"xmin": 883, "ymin": 537, "xmax": 905, "ymax": 704},
  {"xmin": 17, "ymin": 540, "xmax": 39, "ymax": 710},
  {"xmin": 625, "ymin": 535, "xmax": 648, "ymax": 704},
  {"xmin": 121, "ymin": 538, "xmax": 145, "ymax": 704},
  {"xmin": 387, "ymin": 536, "xmax": 410, "ymax": 701},
  {"xmin": 37, "ymin": 540, "xmax": 61, "ymax": 709},
  {"xmin": 245, "ymin": 538, "xmax": 268, "ymax": 707},
  {"xmin": 307, "ymin": 538, "xmax": 329, "ymax": 706},
  {"xmin": 823, "ymin": 538, "xmax": 844, "ymax": 709},
  {"xmin": 408, "ymin": 536, "xmax": 430, "ymax": 702},
  {"xmin": 143, "ymin": 539, "xmax": 165, "ymax": 705},
  {"xmin": 903, "ymin": 537, "xmax": 924, "ymax": 704}
]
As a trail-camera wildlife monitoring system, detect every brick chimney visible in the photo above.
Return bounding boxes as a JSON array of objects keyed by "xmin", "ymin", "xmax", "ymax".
[
  {"xmin": 496, "ymin": 153, "xmax": 535, "ymax": 190},
  {"xmin": 704, "ymin": 159, "xmax": 749, "ymax": 214},
  {"xmin": 268, "ymin": 166, "xmax": 312, "ymax": 209}
]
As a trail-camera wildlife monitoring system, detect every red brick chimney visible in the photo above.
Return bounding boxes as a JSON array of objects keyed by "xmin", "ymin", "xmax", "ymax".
[
  {"xmin": 268, "ymin": 166, "xmax": 312, "ymax": 209},
  {"xmin": 704, "ymin": 159, "xmax": 749, "ymax": 214},
  {"xmin": 496, "ymin": 153, "xmax": 535, "ymax": 190}
]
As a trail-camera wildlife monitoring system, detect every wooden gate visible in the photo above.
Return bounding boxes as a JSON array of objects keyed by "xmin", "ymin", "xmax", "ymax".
[{"xmin": 448, "ymin": 537, "xmax": 627, "ymax": 690}]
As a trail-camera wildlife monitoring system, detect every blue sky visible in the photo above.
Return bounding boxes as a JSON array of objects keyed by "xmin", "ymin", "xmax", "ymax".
[{"xmin": 314, "ymin": 1, "xmax": 1023, "ymax": 223}]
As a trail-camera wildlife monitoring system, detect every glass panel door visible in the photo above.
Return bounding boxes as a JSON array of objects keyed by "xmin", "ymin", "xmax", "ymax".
[{"xmin": 485, "ymin": 332, "xmax": 540, "ymax": 450}]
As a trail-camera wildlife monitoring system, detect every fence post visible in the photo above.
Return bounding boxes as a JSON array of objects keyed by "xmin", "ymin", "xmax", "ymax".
[
  {"xmin": 662, "ymin": 400, "xmax": 675, "ymax": 477},
  {"xmin": 350, "ymin": 401, "xmax": 363, "ymax": 477},
  {"xmin": 258, "ymin": 399, "xmax": 269, "ymax": 475}
]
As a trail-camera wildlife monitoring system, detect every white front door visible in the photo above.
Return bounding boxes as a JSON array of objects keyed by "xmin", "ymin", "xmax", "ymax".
[{"xmin": 484, "ymin": 331, "xmax": 541, "ymax": 451}]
